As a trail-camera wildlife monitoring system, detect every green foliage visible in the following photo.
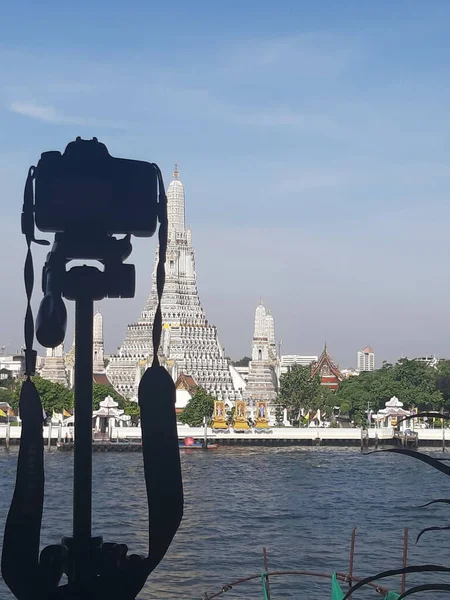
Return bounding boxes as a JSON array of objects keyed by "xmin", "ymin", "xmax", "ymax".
[
  {"xmin": 179, "ymin": 387, "xmax": 215, "ymax": 427},
  {"xmin": 335, "ymin": 358, "xmax": 446, "ymax": 425},
  {"xmin": 7, "ymin": 378, "xmax": 138, "ymax": 424},
  {"xmin": 27, "ymin": 376, "xmax": 74, "ymax": 415},
  {"xmin": 274, "ymin": 405, "xmax": 284, "ymax": 426},
  {"xmin": 232, "ymin": 356, "xmax": 251, "ymax": 367},
  {"xmin": 278, "ymin": 365, "xmax": 324, "ymax": 422},
  {"xmin": 0, "ymin": 376, "xmax": 15, "ymax": 389},
  {"xmin": 122, "ymin": 400, "xmax": 140, "ymax": 425},
  {"xmin": 92, "ymin": 383, "xmax": 126, "ymax": 411},
  {"xmin": 0, "ymin": 387, "xmax": 14, "ymax": 406}
]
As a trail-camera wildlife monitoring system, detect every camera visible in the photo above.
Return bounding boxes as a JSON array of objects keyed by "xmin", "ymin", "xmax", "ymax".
[{"xmin": 33, "ymin": 137, "xmax": 159, "ymax": 237}]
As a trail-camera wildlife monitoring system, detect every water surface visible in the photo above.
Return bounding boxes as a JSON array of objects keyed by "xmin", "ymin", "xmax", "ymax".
[{"xmin": 1, "ymin": 447, "xmax": 449, "ymax": 599}]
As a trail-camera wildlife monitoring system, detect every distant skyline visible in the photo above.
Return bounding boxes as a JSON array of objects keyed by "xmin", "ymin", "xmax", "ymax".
[{"xmin": 1, "ymin": 1, "xmax": 450, "ymax": 367}]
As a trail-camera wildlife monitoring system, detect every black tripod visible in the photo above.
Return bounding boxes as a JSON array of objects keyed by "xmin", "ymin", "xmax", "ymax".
[{"xmin": 45, "ymin": 233, "xmax": 135, "ymax": 582}]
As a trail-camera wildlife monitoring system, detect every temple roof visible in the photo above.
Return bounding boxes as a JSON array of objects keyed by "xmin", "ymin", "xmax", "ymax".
[
  {"xmin": 93, "ymin": 373, "xmax": 112, "ymax": 386},
  {"xmin": 311, "ymin": 343, "xmax": 344, "ymax": 381},
  {"xmin": 176, "ymin": 373, "xmax": 198, "ymax": 392}
]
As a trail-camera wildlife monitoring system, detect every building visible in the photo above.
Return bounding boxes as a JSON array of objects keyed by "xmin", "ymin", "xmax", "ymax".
[
  {"xmin": 357, "ymin": 346, "xmax": 375, "ymax": 372},
  {"xmin": 39, "ymin": 344, "xmax": 69, "ymax": 387},
  {"xmin": 311, "ymin": 344, "xmax": 343, "ymax": 390},
  {"xmin": 244, "ymin": 302, "xmax": 278, "ymax": 408},
  {"xmin": 280, "ymin": 355, "xmax": 318, "ymax": 375},
  {"xmin": 93, "ymin": 310, "xmax": 105, "ymax": 373},
  {"xmin": 107, "ymin": 166, "xmax": 240, "ymax": 404},
  {"xmin": 63, "ymin": 310, "xmax": 107, "ymax": 387},
  {"xmin": 0, "ymin": 353, "xmax": 25, "ymax": 378},
  {"xmin": 415, "ymin": 355, "xmax": 439, "ymax": 368},
  {"xmin": 341, "ymin": 368, "xmax": 359, "ymax": 379},
  {"xmin": 175, "ymin": 373, "xmax": 198, "ymax": 416}
]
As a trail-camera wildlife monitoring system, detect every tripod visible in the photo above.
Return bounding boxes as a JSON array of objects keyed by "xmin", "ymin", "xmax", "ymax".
[{"xmin": 46, "ymin": 233, "xmax": 135, "ymax": 582}]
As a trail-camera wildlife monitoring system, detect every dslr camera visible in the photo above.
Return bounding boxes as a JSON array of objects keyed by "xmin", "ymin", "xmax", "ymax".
[
  {"xmin": 23, "ymin": 137, "xmax": 166, "ymax": 349},
  {"xmin": 33, "ymin": 136, "xmax": 159, "ymax": 237}
]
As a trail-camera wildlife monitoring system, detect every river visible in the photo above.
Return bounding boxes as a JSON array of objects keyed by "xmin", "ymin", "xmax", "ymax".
[{"xmin": 1, "ymin": 447, "xmax": 449, "ymax": 599}]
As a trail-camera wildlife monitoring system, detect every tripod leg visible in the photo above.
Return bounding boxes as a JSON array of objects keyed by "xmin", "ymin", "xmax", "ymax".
[{"xmin": 71, "ymin": 295, "xmax": 94, "ymax": 583}]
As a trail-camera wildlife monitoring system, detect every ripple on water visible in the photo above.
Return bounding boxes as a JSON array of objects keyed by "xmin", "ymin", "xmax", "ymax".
[{"xmin": 1, "ymin": 447, "xmax": 450, "ymax": 599}]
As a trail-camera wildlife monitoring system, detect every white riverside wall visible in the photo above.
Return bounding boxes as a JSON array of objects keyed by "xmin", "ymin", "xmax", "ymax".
[
  {"xmin": 0, "ymin": 425, "xmax": 394, "ymax": 441},
  {"xmin": 4, "ymin": 424, "xmax": 439, "ymax": 442}
]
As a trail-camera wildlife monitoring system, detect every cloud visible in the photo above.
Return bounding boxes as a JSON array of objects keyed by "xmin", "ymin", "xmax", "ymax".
[
  {"xmin": 221, "ymin": 32, "xmax": 355, "ymax": 78},
  {"xmin": 8, "ymin": 101, "xmax": 127, "ymax": 130},
  {"xmin": 10, "ymin": 101, "xmax": 83, "ymax": 124}
]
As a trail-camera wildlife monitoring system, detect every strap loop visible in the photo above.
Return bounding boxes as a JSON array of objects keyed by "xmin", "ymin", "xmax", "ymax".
[{"xmin": 23, "ymin": 169, "xmax": 37, "ymax": 377}]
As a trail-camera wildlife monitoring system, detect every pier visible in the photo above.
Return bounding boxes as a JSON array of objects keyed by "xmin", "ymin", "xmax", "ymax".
[{"xmin": 0, "ymin": 424, "xmax": 448, "ymax": 449}]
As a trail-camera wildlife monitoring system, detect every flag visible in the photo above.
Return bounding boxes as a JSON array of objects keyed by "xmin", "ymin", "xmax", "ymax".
[
  {"xmin": 0, "ymin": 409, "xmax": 6, "ymax": 417},
  {"xmin": 42, "ymin": 408, "xmax": 47, "ymax": 421},
  {"xmin": 52, "ymin": 410, "xmax": 57, "ymax": 419},
  {"xmin": 63, "ymin": 409, "xmax": 71, "ymax": 417},
  {"xmin": 304, "ymin": 411, "xmax": 310, "ymax": 421}
]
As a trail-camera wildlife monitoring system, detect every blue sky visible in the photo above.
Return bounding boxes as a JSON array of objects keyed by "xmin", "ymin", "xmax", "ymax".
[{"xmin": 1, "ymin": 0, "xmax": 450, "ymax": 367}]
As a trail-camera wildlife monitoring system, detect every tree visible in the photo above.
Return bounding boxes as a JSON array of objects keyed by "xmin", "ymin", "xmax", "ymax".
[
  {"xmin": 274, "ymin": 404, "xmax": 284, "ymax": 426},
  {"xmin": 92, "ymin": 383, "xmax": 126, "ymax": 411},
  {"xmin": 0, "ymin": 387, "xmax": 14, "ymax": 406},
  {"xmin": 0, "ymin": 376, "xmax": 15, "ymax": 389},
  {"xmin": 334, "ymin": 358, "xmax": 445, "ymax": 425},
  {"xmin": 122, "ymin": 400, "xmax": 140, "ymax": 426},
  {"xmin": 232, "ymin": 356, "xmax": 251, "ymax": 367},
  {"xmin": 278, "ymin": 365, "xmax": 323, "ymax": 423},
  {"xmin": 179, "ymin": 387, "xmax": 214, "ymax": 427},
  {"xmin": 11, "ymin": 376, "xmax": 75, "ymax": 416}
]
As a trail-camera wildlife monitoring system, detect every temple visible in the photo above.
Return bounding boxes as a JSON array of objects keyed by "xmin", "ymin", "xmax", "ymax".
[
  {"xmin": 40, "ymin": 310, "xmax": 106, "ymax": 388},
  {"xmin": 107, "ymin": 166, "xmax": 241, "ymax": 404},
  {"xmin": 311, "ymin": 344, "xmax": 343, "ymax": 390},
  {"xmin": 39, "ymin": 343, "xmax": 69, "ymax": 387},
  {"xmin": 93, "ymin": 309, "xmax": 105, "ymax": 373},
  {"xmin": 244, "ymin": 302, "xmax": 278, "ymax": 410}
]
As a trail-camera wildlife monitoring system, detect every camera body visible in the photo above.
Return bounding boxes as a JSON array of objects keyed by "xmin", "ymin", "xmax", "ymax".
[{"xmin": 34, "ymin": 137, "xmax": 158, "ymax": 237}]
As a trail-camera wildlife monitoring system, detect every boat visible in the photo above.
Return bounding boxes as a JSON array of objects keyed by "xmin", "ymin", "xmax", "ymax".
[
  {"xmin": 178, "ymin": 441, "xmax": 218, "ymax": 450},
  {"xmin": 179, "ymin": 436, "xmax": 217, "ymax": 450}
]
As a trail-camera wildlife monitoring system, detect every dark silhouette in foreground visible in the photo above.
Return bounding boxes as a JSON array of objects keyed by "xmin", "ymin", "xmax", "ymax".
[{"xmin": 1, "ymin": 138, "xmax": 183, "ymax": 599}]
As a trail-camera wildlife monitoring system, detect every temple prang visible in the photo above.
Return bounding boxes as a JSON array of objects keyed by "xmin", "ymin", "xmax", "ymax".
[{"xmin": 106, "ymin": 166, "xmax": 242, "ymax": 405}]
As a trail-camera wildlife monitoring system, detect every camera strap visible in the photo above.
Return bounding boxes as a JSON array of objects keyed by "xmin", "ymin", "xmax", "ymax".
[
  {"xmin": 2, "ymin": 168, "xmax": 49, "ymax": 599},
  {"xmin": 151, "ymin": 166, "xmax": 168, "ymax": 366},
  {"xmin": 137, "ymin": 166, "xmax": 183, "ymax": 585}
]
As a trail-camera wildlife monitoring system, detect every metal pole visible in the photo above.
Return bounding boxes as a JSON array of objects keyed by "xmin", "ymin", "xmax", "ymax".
[
  {"xmin": 348, "ymin": 528, "xmax": 356, "ymax": 599},
  {"xmin": 443, "ymin": 412, "xmax": 446, "ymax": 452},
  {"xmin": 72, "ymin": 295, "xmax": 94, "ymax": 582},
  {"xmin": 401, "ymin": 528, "xmax": 408, "ymax": 594},
  {"xmin": 47, "ymin": 420, "xmax": 52, "ymax": 451},
  {"xmin": 263, "ymin": 547, "xmax": 271, "ymax": 600}
]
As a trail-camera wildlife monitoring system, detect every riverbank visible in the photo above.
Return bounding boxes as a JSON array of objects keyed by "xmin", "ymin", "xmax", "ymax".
[{"xmin": 1, "ymin": 424, "xmax": 448, "ymax": 449}]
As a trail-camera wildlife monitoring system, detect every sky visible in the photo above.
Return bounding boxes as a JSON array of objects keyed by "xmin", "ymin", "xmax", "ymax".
[{"xmin": 1, "ymin": 0, "xmax": 450, "ymax": 368}]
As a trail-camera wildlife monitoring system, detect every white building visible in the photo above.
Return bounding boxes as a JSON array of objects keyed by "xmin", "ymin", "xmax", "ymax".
[
  {"xmin": 244, "ymin": 302, "xmax": 278, "ymax": 406},
  {"xmin": 280, "ymin": 355, "xmax": 318, "ymax": 375},
  {"xmin": 93, "ymin": 310, "xmax": 105, "ymax": 373},
  {"xmin": 40, "ymin": 344, "xmax": 69, "ymax": 387},
  {"xmin": 357, "ymin": 346, "xmax": 375, "ymax": 372},
  {"xmin": 415, "ymin": 355, "xmax": 439, "ymax": 368},
  {"xmin": 0, "ymin": 354, "xmax": 25, "ymax": 378}
]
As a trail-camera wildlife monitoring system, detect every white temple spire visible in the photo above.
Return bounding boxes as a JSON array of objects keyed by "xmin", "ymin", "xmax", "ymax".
[
  {"xmin": 167, "ymin": 164, "xmax": 185, "ymax": 232},
  {"xmin": 93, "ymin": 310, "xmax": 105, "ymax": 373}
]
